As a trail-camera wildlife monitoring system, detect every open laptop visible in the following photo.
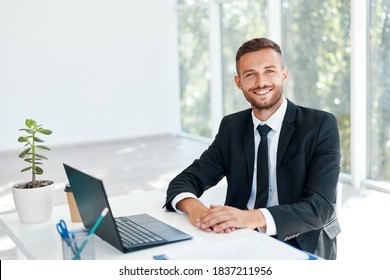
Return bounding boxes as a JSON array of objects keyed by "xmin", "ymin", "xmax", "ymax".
[{"xmin": 63, "ymin": 164, "xmax": 192, "ymax": 253}]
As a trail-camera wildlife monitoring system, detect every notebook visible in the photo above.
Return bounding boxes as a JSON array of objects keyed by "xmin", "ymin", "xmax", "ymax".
[{"xmin": 63, "ymin": 164, "xmax": 192, "ymax": 253}]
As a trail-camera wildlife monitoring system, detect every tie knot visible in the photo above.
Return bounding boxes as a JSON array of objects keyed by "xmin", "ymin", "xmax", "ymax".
[{"xmin": 257, "ymin": 124, "xmax": 272, "ymax": 136}]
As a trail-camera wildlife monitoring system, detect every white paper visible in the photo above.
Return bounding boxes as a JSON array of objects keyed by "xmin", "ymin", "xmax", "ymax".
[{"xmin": 159, "ymin": 233, "xmax": 310, "ymax": 260}]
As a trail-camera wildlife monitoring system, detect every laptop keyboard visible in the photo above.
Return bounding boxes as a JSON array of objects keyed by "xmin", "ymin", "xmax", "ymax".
[{"xmin": 115, "ymin": 217, "xmax": 165, "ymax": 247}]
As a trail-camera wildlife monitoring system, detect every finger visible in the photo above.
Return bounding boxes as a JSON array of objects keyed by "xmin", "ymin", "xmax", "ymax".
[
  {"xmin": 212, "ymin": 221, "xmax": 236, "ymax": 233},
  {"xmin": 203, "ymin": 227, "xmax": 213, "ymax": 233},
  {"xmin": 213, "ymin": 227, "xmax": 234, "ymax": 234},
  {"xmin": 199, "ymin": 212, "xmax": 229, "ymax": 229},
  {"xmin": 200, "ymin": 206, "xmax": 230, "ymax": 223},
  {"xmin": 193, "ymin": 216, "xmax": 214, "ymax": 232},
  {"xmin": 197, "ymin": 221, "xmax": 213, "ymax": 232},
  {"xmin": 222, "ymin": 227, "xmax": 236, "ymax": 233}
]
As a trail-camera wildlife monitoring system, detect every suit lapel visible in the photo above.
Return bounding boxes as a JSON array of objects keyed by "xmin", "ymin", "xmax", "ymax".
[
  {"xmin": 243, "ymin": 116, "xmax": 255, "ymax": 199},
  {"xmin": 277, "ymin": 100, "xmax": 297, "ymax": 168}
]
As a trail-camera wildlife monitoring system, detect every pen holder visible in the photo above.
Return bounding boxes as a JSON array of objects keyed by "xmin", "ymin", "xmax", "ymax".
[
  {"xmin": 61, "ymin": 229, "xmax": 95, "ymax": 260},
  {"xmin": 64, "ymin": 183, "xmax": 82, "ymax": 223}
]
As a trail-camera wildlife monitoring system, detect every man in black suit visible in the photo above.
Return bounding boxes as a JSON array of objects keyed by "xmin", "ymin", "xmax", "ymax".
[{"xmin": 165, "ymin": 38, "xmax": 341, "ymax": 259}]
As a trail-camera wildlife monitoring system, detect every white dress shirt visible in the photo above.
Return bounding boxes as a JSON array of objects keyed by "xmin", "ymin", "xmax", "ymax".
[
  {"xmin": 249, "ymin": 97, "xmax": 287, "ymax": 235},
  {"xmin": 172, "ymin": 97, "xmax": 288, "ymax": 236}
]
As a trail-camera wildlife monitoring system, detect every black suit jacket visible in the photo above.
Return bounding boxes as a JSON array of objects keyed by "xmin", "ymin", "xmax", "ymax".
[{"xmin": 165, "ymin": 99, "xmax": 341, "ymax": 259}]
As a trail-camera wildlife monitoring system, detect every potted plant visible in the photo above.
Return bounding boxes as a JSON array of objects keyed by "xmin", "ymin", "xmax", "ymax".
[{"xmin": 12, "ymin": 119, "xmax": 54, "ymax": 224}]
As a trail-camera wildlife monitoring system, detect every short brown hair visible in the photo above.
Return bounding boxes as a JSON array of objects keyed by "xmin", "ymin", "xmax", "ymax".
[{"xmin": 235, "ymin": 38, "xmax": 283, "ymax": 73}]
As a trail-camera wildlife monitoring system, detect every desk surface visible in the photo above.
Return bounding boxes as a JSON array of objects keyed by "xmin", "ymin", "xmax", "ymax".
[{"xmin": 0, "ymin": 190, "xmax": 310, "ymax": 260}]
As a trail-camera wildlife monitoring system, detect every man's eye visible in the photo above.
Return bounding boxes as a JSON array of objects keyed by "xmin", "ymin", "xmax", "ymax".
[
  {"xmin": 245, "ymin": 73, "xmax": 255, "ymax": 77},
  {"xmin": 266, "ymin": 70, "xmax": 275, "ymax": 74}
]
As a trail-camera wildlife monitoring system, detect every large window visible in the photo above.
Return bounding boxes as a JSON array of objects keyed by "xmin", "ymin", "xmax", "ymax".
[
  {"xmin": 177, "ymin": 0, "xmax": 390, "ymax": 189},
  {"xmin": 178, "ymin": 0, "xmax": 212, "ymax": 137},
  {"xmin": 368, "ymin": 0, "xmax": 390, "ymax": 182},
  {"xmin": 281, "ymin": 0, "xmax": 351, "ymax": 174}
]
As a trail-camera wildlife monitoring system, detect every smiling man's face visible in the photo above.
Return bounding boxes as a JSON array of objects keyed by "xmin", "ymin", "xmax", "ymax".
[{"xmin": 234, "ymin": 48, "xmax": 288, "ymax": 121}]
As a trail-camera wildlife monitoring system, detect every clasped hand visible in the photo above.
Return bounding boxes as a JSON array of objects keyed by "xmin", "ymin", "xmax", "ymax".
[
  {"xmin": 177, "ymin": 198, "xmax": 266, "ymax": 233},
  {"xmin": 194, "ymin": 204, "xmax": 265, "ymax": 233}
]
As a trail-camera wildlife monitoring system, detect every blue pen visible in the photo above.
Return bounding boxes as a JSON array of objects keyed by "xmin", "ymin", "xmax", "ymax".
[{"xmin": 72, "ymin": 207, "xmax": 109, "ymax": 260}]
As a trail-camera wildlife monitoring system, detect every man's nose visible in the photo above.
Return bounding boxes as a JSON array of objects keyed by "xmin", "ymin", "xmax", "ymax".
[{"xmin": 254, "ymin": 74, "xmax": 266, "ymax": 88}]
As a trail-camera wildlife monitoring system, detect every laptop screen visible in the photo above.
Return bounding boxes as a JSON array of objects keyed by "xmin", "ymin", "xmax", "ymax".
[{"xmin": 63, "ymin": 164, "xmax": 125, "ymax": 252}]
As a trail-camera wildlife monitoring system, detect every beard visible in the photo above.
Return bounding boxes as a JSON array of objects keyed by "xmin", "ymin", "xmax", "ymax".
[{"xmin": 242, "ymin": 85, "xmax": 284, "ymax": 111}]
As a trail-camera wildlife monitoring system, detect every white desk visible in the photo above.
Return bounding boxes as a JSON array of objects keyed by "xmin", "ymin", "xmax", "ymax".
[{"xmin": 0, "ymin": 190, "xmax": 310, "ymax": 260}]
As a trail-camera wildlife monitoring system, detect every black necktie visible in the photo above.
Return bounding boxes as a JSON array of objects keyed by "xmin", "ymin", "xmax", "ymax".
[{"xmin": 255, "ymin": 124, "xmax": 272, "ymax": 208}]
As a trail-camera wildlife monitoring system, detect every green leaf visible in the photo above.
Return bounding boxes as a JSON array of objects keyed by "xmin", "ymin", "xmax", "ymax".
[
  {"xmin": 18, "ymin": 136, "xmax": 28, "ymax": 143},
  {"xmin": 25, "ymin": 119, "xmax": 35, "ymax": 128},
  {"xmin": 36, "ymin": 145, "xmax": 51, "ymax": 150},
  {"xmin": 35, "ymin": 154, "xmax": 48, "ymax": 160},
  {"xmin": 38, "ymin": 129, "xmax": 52, "ymax": 135},
  {"xmin": 19, "ymin": 129, "xmax": 34, "ymax": 134},
  {"xmin": 21, "ymin": 166, "xmax": 32, "ymax": 172},
  {"xmin": 18, "ymin": 148, "xmax": 31, "ymax": 158},
  {"xmin": 24, "ymin": 158, "xmax": 33, "ymax": 163},
  {"xmin": 33, "ymin": 136, "xmax": 44, "ymax": 143},
  {"xmin": 34, "ymin": 166, "xmax": 43, "ymax": 174}
]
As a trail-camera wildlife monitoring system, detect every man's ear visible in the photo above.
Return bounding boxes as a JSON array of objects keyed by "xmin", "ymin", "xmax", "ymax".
[
  {"xmin": 282, "ymin": 67, "xmax": 289, "ymax": 83},
  {"xmin": 234, "ymin": 75, "xmax": 242, "ymax": 90}
]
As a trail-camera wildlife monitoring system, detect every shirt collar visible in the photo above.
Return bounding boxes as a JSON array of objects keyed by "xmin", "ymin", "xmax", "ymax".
[{"xmin": 252, "ymin": 97, "xmax": 287, "ymax": 132}]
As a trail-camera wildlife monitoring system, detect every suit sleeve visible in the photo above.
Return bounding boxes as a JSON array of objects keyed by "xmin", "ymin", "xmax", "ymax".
[{"xmin": 164, "ymin": 118, "xmax": 227, "ymax": 211}]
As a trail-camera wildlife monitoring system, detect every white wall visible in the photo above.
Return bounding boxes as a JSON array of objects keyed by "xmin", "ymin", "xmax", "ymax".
[{"xmin": 0, "ymin": 0, "xmax": 180, "ymax": 151}]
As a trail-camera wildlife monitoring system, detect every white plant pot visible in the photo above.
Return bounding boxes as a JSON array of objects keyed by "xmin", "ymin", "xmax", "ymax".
[{"xmin": 12, "ymin": 182, "xmax": 54, "ymax": 224}]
